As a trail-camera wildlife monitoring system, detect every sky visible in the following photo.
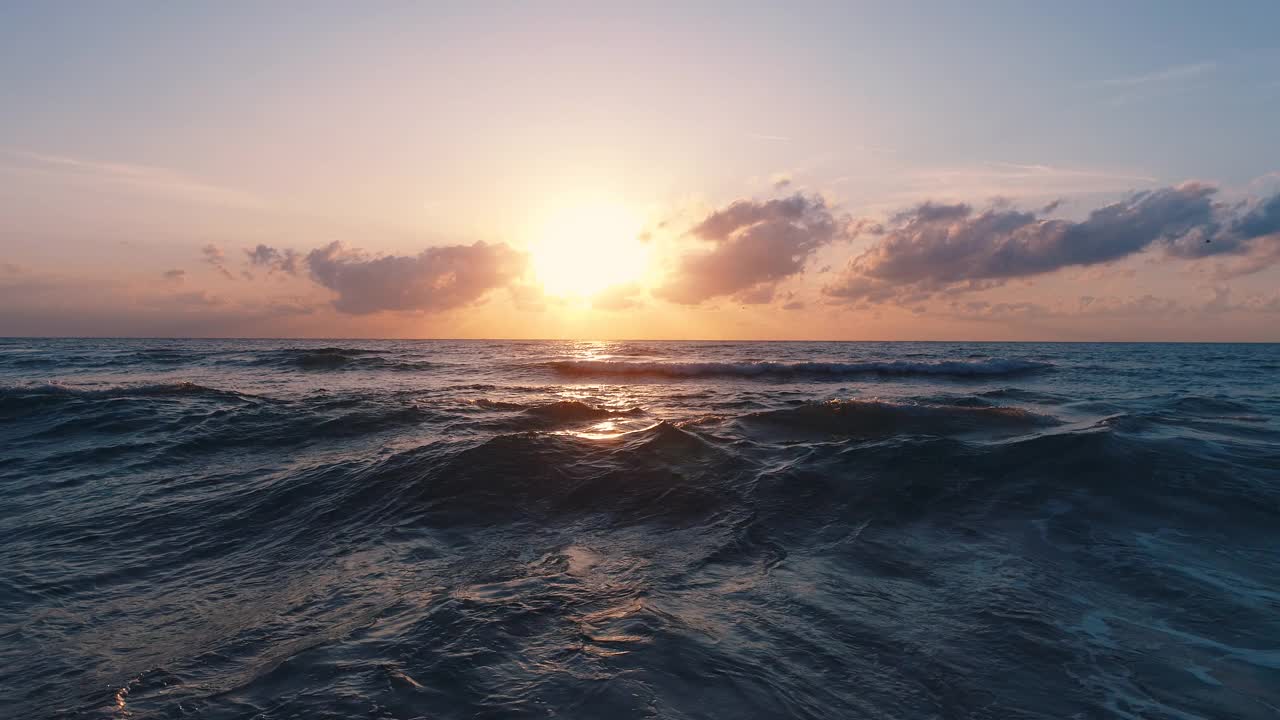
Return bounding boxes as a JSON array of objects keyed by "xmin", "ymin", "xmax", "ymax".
[{"xmin": 2, "ymin": 1, "xmax": 1279, "ymax": 340}]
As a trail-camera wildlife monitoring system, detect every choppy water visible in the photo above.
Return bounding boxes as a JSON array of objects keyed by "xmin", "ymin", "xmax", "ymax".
[{"xmin": 2, "ymin": 339, "xmax": 1278, "ymax": 719}]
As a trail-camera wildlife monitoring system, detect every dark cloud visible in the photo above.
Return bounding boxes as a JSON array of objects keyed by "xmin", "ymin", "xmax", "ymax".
[
  {"xmin": 201, "ymin": 244, "xmax": 224, "ymax": 263},
  {"xmin": 306, "ymin": 241, "xmax": 527, "ymax": 314},
  {"xmin": 200, "ymin": 243, "xmax": 234, "ymax": 280},
  {"xmin": 825, "ymin": 184, "xmax": 1280, "ymax": 305},
  {"xmin": 1166, "ymin": 192, "xmax": 1280, "ymax": 259},
  {"xmin": 162, "ymin": 269, "xmax": 186, "ymax": 282},
  {"xmin": 656, "ymin": 193, "xmax": 846, "ymax": 305},
  {"xmin": 245, "ymin": 244, "xmax": 302, "ymax": 275},
  {"xmin": 1233, "ymin": 193, "xmax": 1280, "ymax": 239},
  {"xmin": 245, "ymin": 244, "xmax": 275, "ymax": 266}
]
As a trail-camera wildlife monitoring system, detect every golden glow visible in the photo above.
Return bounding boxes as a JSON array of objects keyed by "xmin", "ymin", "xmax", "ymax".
[{"xmin": 526, "ymin": 197, "xmax": 650, "ymax": 297}]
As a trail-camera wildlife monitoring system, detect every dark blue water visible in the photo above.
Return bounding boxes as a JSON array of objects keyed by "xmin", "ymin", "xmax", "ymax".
[{"xmin": 2, "ymin": 339, "xmax": 1278, "ymax": 719}]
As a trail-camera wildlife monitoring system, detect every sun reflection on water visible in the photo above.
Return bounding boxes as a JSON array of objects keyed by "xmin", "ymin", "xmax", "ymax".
[{"xmin": 555, "ymin": 419, "xmax": 662, "ymax": 440}]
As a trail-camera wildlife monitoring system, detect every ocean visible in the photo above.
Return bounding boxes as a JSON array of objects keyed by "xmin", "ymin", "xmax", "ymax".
[{"xmin": 1, "ymin": 338, "xmax": 1278, "ymax": 719}]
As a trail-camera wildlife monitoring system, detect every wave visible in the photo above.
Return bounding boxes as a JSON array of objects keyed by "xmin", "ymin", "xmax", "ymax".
[
  {"xmin": 600, "ymin": 343, "xmax": 661, "ymax": 357},
  {"xmin": 473, "ymin": 398, "xmax": 646, "ymax": 431},
  {"xmin": 545, "ymin": 358, "xmax": 1052, "ymax": 380},
  {"xmin": 398, "ymin": 421, "xmax": 736, "ymax": 522},
  {"xmin": 1164, "ymin": 396, "xmax": 1260, "ymax": 417},
  {"xmin": 252, "ymin": 348, "xmax": 434, "ymax": 371},
  {"xmin": 5, "ymin": 340, "xmax": 1279, "ymax": 720},
  {"xmin": 741, "ymin": 399, "xmax": 1059, "ymax": 439},
  {"xmin": 1, "ymin": 380, "xmax": 258, "ymax": 403},
  {"xmin": 126, "ymin": 348, "xmax": 191, "ymax": 364},
  {"xmin": 0, "ymin": 382, "xmax": 271, "ymax": 438},
  {"xmin": 978, "ymin": 387, "xmax": 1072, "ymax": 404}
]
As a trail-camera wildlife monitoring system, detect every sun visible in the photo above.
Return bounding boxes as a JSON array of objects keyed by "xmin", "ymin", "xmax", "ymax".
[{"xmin": 526, "ymin": 198, "xmax": 650, "ymax": 298}]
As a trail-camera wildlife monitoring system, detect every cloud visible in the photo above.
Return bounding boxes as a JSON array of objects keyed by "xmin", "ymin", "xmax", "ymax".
[
  {"xmin": 1099, "ymin": 61, "xmax": 1218, "ymax": 105},
  {"xmin": 162, "ymin": 269, "xmax": 186, "ymax": 282},
  {"xmin": 1103, "ymin": 61, "xmax": 1217, "ymax": 87},
  {"xmin": 505, "ymin": 283, "xmax": 549, "ymax": 312},
  {"xmin": 201, "ymin": 244, "xmax": 225, "ymax": 263},
  {"xmin": 307, "ymin": 241, "xmax": 527, "ymax": 314},
  {"xmin": 244, "ymin": 244, "xmax": 302, "ymax": 275},
  {"xmin": 244, "ymin": 296, "xmax": 319, "ymax": 317},
  {"xmin": 1232, "ymin": 192, "xmax": 1280, "ymax": 239},
  {"xmin": 201, "ymin": 244, "xmax": 234, "ymax": 280},
  {"xmin": 1210, "ymin": 236, "xmax": 1280, "ymax": 280},
  {"xmin": 946, "ymin": 300, "xmax": 1054, "ymax": 321},
  {"xmin": 656, "ymin": 193, "xmax": 846, "ymax": 305},
  {"xmin": 592, "ymin": 283, "xmax": 644, "ymax": 311},
  {"xmin": 1166, "ymin": 192, "xmax": 1280, "ymax": 275},
  {"xmin": 946, "ymin": 288, "xmax": 1280, "ymax": 323},
  {"xmin": 824, "ymin": 183, "xmax": 1280, "ymax": 305},
  {"xmin": 141, "ymin": 290, "xmax": 225, "ymax": 308},
  {"xmin": 1, "ymin": 150, "xmax": 261, "ymax": 208}
]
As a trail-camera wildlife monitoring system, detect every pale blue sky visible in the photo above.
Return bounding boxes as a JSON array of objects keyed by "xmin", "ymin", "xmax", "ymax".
[{"xmin": 4, "ymin": 2, "xmax": 1278, "ymax": 185}]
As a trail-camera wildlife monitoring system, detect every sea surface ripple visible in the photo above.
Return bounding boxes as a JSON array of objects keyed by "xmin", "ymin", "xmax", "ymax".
[{"xmin": 1, "ymin": 339, "xmax": 1278, "ymax": 719}]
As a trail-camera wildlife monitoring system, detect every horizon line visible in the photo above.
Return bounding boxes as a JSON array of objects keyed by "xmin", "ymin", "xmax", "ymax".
[{"xmin": 2, "ymin": 336, "xmax": 1277, "ymax": 345}]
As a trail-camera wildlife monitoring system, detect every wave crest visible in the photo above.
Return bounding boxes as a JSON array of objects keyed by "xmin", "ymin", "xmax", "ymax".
[
  {"xmin": 1, "ymin": 381, "xmax": 255, "ymax": 401},
  {"xmin": 474, "ymin": 399, "xmax": 646, "ymax": 430},
  {"xmin": 396, "ymin": 422, "xmax": 735, "ymax": 522},
  {"xmin": 546, "ymin": 358, "xmax": 1052, "ymax": 380},
  {"xmin": 253, "ymin": 348, "xmax": 435, "ymax": 371}
]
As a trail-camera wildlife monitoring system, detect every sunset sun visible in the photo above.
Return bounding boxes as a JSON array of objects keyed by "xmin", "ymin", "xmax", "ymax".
[{"xmin": 526, "ymin": 199, "xmax": 650, "ymax": 298}]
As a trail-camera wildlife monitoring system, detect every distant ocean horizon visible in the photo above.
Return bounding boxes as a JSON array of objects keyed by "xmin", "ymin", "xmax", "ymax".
[
  {"xmin": 5, "ymin": 336, "xmax": 1279, "ymax": 343},
  {"xmin": 3, "ymin": 338, "xmax": 1278, "ymax": 718}
]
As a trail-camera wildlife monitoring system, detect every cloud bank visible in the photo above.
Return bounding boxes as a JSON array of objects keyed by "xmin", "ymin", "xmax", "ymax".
[
  {"xmin": 657, "ymin": 193, "xmax": 846, "ymax": 305},
  {"xmin": 307, "ymin": 241, "xmax": 527, "ymax": 314},
  {"xmin": 825, "ymin": 184, "xmax": 1280, "ymax": 304}
]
